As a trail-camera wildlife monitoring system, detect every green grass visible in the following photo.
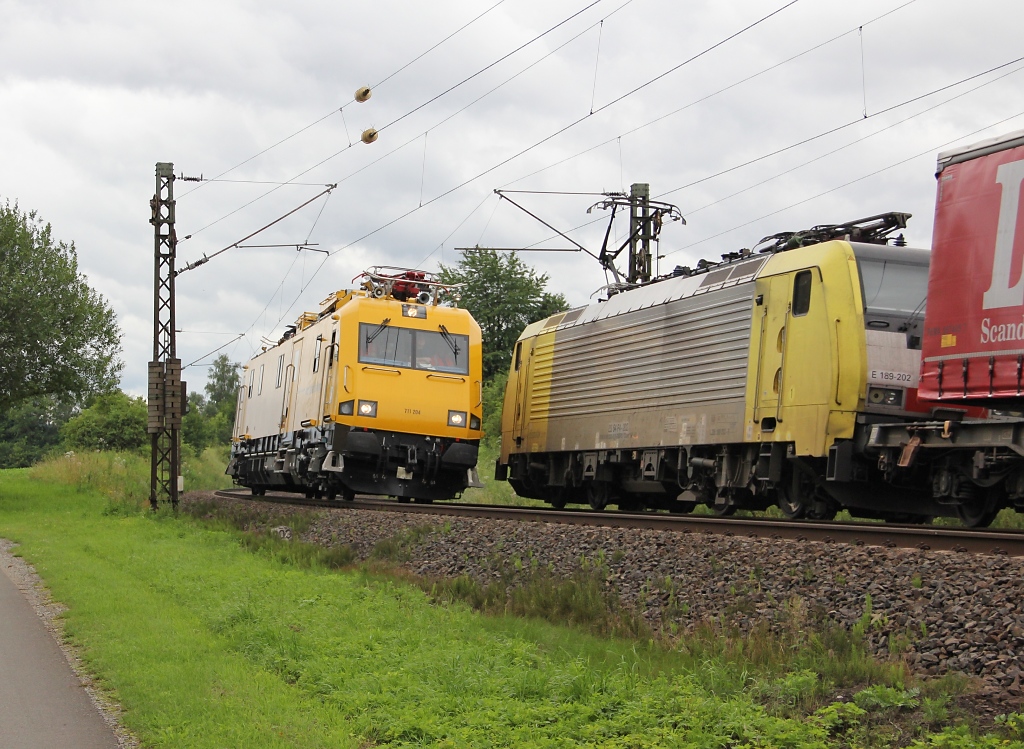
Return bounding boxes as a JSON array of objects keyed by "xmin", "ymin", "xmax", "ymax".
[
  {"xmin": 3, "ymin": 455, "xmax": 1024, "ymax": 747},
  {"xmin": 0, "ymin": 469, "xmax": 835, "ymax": 748},
  {"xmin": 32, "ymin": 445, "xmax": 234, "ymax": 511}
]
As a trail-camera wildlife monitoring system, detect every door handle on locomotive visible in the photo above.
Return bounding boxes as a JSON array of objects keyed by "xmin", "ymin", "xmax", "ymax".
[{"xmin": 426, "ymin": 373, "xmax": 466, "ymax": 383}]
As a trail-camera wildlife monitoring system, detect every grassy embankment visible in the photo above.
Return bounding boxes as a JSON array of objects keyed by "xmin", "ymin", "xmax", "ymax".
[{"xmin": 0, "ymin": 451, "xmax": 1021, "ymax": 747}]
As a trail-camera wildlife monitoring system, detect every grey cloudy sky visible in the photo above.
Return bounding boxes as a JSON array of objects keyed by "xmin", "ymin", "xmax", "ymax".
[{"xmin": 1, "ymin": 0, "xmax": 1021, "ymax": 397}]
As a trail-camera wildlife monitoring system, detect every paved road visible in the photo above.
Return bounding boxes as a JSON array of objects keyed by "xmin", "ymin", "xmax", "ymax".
[{"xmin": 0, "ymin": 555, "xmax": 120, "ymax": 749}]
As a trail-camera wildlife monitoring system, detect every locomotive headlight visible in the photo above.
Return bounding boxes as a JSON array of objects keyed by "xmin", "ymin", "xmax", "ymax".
[
  {"xmin": 447, "ymin": 410, "xmax": 467, "ymax": 427},
  {"xmin": 358, "ymin": 400, "xmax": 378, "ymax": 417},
  {"xmin": 469, "ymin": 414, "xmax": 481, "ymax": 431},
  {"xmin": 339, "ymin": 400, "xmax": 354, "ymax": 416}
]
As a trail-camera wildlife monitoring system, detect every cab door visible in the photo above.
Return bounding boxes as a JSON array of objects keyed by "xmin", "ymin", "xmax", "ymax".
[
  {"xmin": 509, "ymin": 339, "xmax": 533, "ymax": 449},
  {"xmin": 281, "ymin": 338, "xmax": 303, "ymax": 433},
  {"xmin": 754, "ymin": 274, "xmax": 792, "ymax": 426}
]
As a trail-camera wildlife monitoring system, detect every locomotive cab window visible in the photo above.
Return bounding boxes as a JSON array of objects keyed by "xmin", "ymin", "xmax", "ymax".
[
  {"xmin": 358, "ymin": 323, "xmax": 468, "ymax": 374},
  {"xmin": 313, "ymin": 336, "xmax": 323, "ymax": 373},
  {"xmin": 792, "ymin": 270, "xmax": 812, "ymax": 316},
  {"xmin": 360, "ymin": 323, "xmax": 412, "ymax": 368},
  {"xmin": 415, "ymin": 329, "xmax": 469, "ymax": 374}
]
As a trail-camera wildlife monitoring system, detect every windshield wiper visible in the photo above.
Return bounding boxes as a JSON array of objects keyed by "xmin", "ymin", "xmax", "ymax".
[
  {"xmin": 366, "ymin": 318, "xmax": 391, "ymax": 344},
  {"xmin": 438, "ymin": 324, "xmax": 460, "ymax": 359}
]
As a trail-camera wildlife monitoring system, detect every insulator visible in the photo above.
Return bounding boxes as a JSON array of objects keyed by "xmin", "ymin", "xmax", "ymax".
[
  {"xmin": 361, "ymin": 128, "xmax": 379, "ymax": 144},
  {"xmin": 354, "ymin": 86, "xmax": 372, "ymax": 103}
]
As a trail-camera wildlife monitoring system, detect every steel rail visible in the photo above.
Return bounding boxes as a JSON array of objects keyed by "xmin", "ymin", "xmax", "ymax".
[{"xmin": 212, "ymin": 489, "xmax": 1024, "ymax": 557}]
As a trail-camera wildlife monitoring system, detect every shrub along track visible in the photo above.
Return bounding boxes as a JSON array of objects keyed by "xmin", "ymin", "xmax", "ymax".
[{"xmin": 199, "ymin": 489, "xmax": 1024, "ymax": 720}]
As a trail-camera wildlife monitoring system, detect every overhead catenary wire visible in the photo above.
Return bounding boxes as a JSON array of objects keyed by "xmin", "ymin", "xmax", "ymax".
[
  {"xmin": 185, "ymin": 334, "xmax": 245, "ymax": 369},
  {"xmin": 860, "ymin": 26, "xmax": 868, "ymax": 118},
  {"xmin": 370, "ymin": 0, "xmax": 509, "ymax": 91},
  {"xmin": 244, "ymin": 0, "xmax": 808, "ymax": 339},
  {"xmin": 303, "ymin": 1, "xmax": 637, "ymax": 198},
  {"xmin": 241, "ymin": 0, "xmax": 951, "ymax": 349},
  {"xmin": 682, "ymin": 63, "xmax": 1024, "ymax": 218},
  {"xmin": 654, "ymin": 55, "xmax": 1024, "ymax": 200},
  {"xmin": 240, "ymin": 0, "xmax": 642, "ymax": 338},
  {"xmin": 178, "ymin": 185, "xmax": 336, "ymax": 275},
  {"xmin": 416, "ymin": 191, "xmax": 498, "ymax": 267},
  {"xmin": 377, "ymin": 0, "xmax": 605, "ymax": 135},
  {"xmin": 324, "ymin": 0, "xmax": 804, "ymax": 258},
  {"xmin": 305, "ymin": 189, "xmax": 334, "ymax": 244},
  {"xmin": 503, "ymin": 56, "xmax": 1024, "ymax": 254},
  {"xmin": 178, "ymin": 0, "xmax": 509, "ymax": 200},
  {"xmin": 189, "ymin": 179, "xmax": 335, "ymax": 187},
  {"xmin": 501, "ymin": 0, "xmax": 918, "ymax": 189},
  {"xmin": 590, "ymin": 20, "xmax": 604, "ymax": 114},
  {"xmin": 323, "ymin": 0, "xmax": 933, "ymax": 262},
  {"xmin": 662, "ymin": 110, "xmax": 1024, "ymax": 259},
  {"xmin": 179, "ymin": 0, "xmax": 617, "ymax": 240}
]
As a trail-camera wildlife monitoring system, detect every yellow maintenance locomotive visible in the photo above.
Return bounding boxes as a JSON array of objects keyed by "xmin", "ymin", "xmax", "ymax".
[
  {"xmin": 228, "ymin": 268, "xmax": 483, "ymax": 502},
  {"xmin": 495, "ymin": 213, "xmax": 969, "ymax": 523}
]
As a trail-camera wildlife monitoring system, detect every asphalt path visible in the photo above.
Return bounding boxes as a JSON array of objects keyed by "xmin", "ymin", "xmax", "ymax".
[{"xmin": 0, "ymin": 552, "xmax": 119, "ymax": 749}]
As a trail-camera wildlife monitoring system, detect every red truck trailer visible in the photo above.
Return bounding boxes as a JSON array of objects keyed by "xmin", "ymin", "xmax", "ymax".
[
  {"xmin": 919, "ymin": 129, "xmax": 1024, "ymax": 405},
  {"xmin": 866, "ymin": 130, "xmax": 1024, "ymax": 525}
]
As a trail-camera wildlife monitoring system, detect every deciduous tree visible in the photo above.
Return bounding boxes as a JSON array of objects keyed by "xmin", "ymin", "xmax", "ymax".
[
  {"xmin": 439, "ymin": 250, "xmax": 567, "ymax": 380},
  {"xmin": 204, "ymin": 354, "xmax": 241, "ymax": 413},
  {"xmin": 0, "ymin": 396, "xmax": 74, "ymax": 467},
  {"xmin": 0, "ymin": 200, "xmax": 121, "ymax": 413},
  {"xmin": 181, "ymin": 355, "xmax": 240, "ymax": 452}
]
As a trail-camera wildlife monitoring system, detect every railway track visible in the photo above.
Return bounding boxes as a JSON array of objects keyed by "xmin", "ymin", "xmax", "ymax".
[{"xmin": 212, "ymin": 489, "xmax": 1024, "ymax": 557}]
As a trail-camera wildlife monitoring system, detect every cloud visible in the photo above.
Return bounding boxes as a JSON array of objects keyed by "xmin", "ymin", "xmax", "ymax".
[{"xmin": 1, "ymin": 0, "xmax": 1021, "ymax": 397}]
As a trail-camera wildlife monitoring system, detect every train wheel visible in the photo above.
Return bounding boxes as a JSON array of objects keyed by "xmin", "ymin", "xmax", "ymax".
[
  {"xmin": 587, "ymin": 482, "xmax": 610, "ymax": 511},
  {"xmin": 777, "ymin": 492, "xmax": 806, "ymax": 519},
  {"xmin": 415, "ymin": 497, "xmax": 434, "ymax": 504},
  {"xmin": 956, "ymin": 494, "xmax": 1000, "ymax": 528},
  {"xmin": 549, "ymin": 495, "xmax": 567, "ymax": 510},
  {"xmin": 251, "ymin": 486, "xmax": 266, "ymax": 497},
  {"xmin": 397, "ymin": 496, "xmax": 411, "ymax": 504},
  {"xmin": 325, "ymin": 489, "xmax": 338, "ymax": 501},
  {"xmin": 778, "ymin": 471, "xmax": 811, "ymax": 518},
  {"xmin": 342, "ymin": 487, "xmax": 356, "ymax": 501}
]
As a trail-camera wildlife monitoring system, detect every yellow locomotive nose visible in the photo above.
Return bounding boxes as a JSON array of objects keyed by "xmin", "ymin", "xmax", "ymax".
[{"xmin": 228, "ymin": 267, "xmax": 482, "ymax": 503}]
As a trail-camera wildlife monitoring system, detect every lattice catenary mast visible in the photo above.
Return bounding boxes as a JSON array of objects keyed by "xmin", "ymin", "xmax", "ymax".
[{"xmin": 148, "ymin": 162, "xmax": 184, "ymax": 509}]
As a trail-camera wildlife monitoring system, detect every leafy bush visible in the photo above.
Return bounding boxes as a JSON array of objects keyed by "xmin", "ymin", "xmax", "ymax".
[
  {"xmin": 61, "ymin": 391, "xmax": 147, "ymax": 451},
  {"xmin": 853, "ymin": 684, "xmax": 921, "ymax": 711}
]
